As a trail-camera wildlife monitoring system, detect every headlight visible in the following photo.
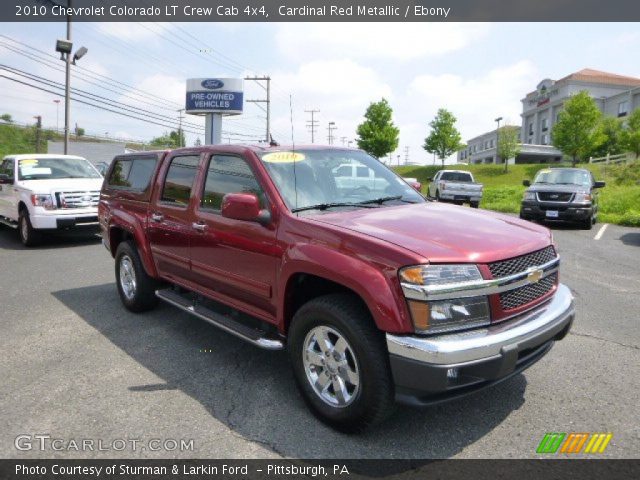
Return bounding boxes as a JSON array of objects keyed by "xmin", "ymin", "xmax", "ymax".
[
  {"xmin": 574, "ymin": 192, "xmax": 592, "ymax": 203},
  {"xmin": 523, "ymin": 191, "xmax": 536, "ymax": 201},
  {"xmin": 399, "ymin": 264, "xmax": 482, "ymax": 286},
  {"xmin": 400, "ymin": 264, "xmax": 491, "ymax": 334},
  {"xmin": 30, "ymin": 194, "xmax": 56, "ymax": 210},
  {"xmin": 407, "ymin": 296, "xmax": 491, "ymax": 334}
]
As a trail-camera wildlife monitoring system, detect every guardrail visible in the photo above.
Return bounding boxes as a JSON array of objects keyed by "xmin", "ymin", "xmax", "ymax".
[{"xmin": 589, "ymin": 153, "xmax": 635, "ymax": 164}]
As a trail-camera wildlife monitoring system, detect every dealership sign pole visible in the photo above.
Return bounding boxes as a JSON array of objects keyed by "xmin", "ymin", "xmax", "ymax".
[{"xmin": 185, "ymin": 78, "xmax": 244, "ymax": 145}]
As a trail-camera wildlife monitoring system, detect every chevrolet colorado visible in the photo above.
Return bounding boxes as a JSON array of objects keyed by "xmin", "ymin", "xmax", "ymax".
[{"xmin": 99, "ymin": 146, "xmax": 574, "ymax": 432}]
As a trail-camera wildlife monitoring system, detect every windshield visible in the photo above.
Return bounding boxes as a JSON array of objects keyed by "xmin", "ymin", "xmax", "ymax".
[
  {"xmin": 440, "ymin": 172, "xmax": 473, "ymax": 182},
  {"xmin": 533, "ymin": 169, "xmax": 591, "ymax": 187},
  {"xmin": 18, "ymin": 157, "xmax": 101, "ymax": 181},
  {"xmin": 258, "ymin": 149, "xmax": 425, "ymax": 213}
]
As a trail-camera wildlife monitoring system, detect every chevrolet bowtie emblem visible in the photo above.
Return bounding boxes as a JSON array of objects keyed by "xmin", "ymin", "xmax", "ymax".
[{"xmin": 527, "ymin": 268, "xmax": 543, "ymax": 283}]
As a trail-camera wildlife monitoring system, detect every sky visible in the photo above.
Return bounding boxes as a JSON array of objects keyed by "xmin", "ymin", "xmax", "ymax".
[{"xmin": 1, "ymin": 22, "xmax": 639, "ymax": 164}]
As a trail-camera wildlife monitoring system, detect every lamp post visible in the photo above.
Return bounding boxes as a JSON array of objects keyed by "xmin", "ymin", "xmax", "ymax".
[
  {"xmin": 494, "ymin": 116, "xmax": 503, "ymax": 165},
  {"xmin": 56, "ymin": 3, "xmax": 88, "ymax": 154}
]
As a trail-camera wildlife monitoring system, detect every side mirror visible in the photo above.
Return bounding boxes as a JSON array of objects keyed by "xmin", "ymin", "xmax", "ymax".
[
  {"xmin": 522, "ymin": 180, "xmax": 531, "ymax": 187},
  {"xmin": 0, "ymin": 173, "xmax": 13, "ymax": 184},
  {"xmin": 594, "ymin": 181, "xmax": 606, "ymax": 189},
  {"xmin": 221, "ymin": 193, "xmax": 270, "ymax": 226}
]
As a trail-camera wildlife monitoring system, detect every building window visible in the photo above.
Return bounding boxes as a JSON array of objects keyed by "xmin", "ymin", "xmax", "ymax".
[
  {"xmin": 618, "ymin": 101, "xmax": 629, "ymax": 117},
  {"xmin": 541, "ymin": 118, "xmax": 548, "ymax": 132},
  {"xmin": 528, "ymin": 122, "xmax": 534, "ymax": 135},
  {"xmin": 541, "ymin": 134, "xmax": 548, "ymax": 145}
]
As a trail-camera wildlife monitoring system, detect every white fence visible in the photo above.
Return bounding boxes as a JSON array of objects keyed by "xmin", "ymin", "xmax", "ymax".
[{"xmin": 589, "ymin": 153, "xmax": 636, "ymax": 164}]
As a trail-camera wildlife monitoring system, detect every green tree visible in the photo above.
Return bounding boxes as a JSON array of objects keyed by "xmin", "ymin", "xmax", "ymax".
[
  {"xmin": 150, "ymin": 130, "xmax": 185, "ymax": 148},
  {"xmin": 423, "ymin": 108, "xmax": 464, "ymax": 168},
  {"xmin": 589, "ymin": 116, "xmax": 625, "ymax": 159},
  {"xmin": 1, "ymin": 113, "xmax": 13, "ymax": 123},
  {"xmin": 76, "ymin": 127, "xmax": 85, "ymax": 137},
  {"xmin": 551, "ymin": 91, "xmax": 604, "ymax": 166},
  {"xmin": 622, "ymin": 109, "xmax": 640, "ymax": 160},
  {"xmin": 497, "ymin": 125, "xmax": 522, "ymax": 173},
  {"xmin": 356, "ymin": 98, "xmax": 399, "ymax": 158}
]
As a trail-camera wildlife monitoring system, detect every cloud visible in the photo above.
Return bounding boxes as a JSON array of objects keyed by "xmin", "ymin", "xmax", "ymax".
[
  {"xmin": 409, "ymin": 60, "xmax": 537, "ymax": 140},
  {"xmin": 270, "ymin": 59, "xmax": 392, "ymax": 144},
  {"xmin": 276, "ymin": 23, "xmax": 490, "ymax": 61}
]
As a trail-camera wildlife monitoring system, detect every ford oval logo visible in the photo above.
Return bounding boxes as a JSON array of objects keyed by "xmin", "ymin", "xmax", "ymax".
[{"xmin": 201, "ymin": 79, "xmax": 224, "ymax": 90}]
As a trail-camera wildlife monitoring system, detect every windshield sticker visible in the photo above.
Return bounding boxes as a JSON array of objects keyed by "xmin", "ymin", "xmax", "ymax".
[
  {"xmin": 262, "ymin": 152, "xmax": 306, "ymax": 163},
  {"xmin": 20, "ymin": 167, "xmax": 52, "ymax": 176},
  {"xmin": 19, "ymin": 159, "xmax": 39, "ymax": 165}
]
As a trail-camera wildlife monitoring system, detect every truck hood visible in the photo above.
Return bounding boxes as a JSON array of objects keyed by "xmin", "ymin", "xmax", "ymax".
[
  {"xmin": 309, "ymin": 202, "xmax": 552, "ymax": 264},
  {"xmin": 17, "ymin": 178, "xmax": 103, "ymax": 194},
  {"xmin": 527, "ymin": 183, "xmax": 588, "ymax": 194}
]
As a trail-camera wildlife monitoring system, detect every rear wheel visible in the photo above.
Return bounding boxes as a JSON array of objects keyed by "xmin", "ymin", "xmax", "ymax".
[
  {"xmin": 18, "ymin": 210, "xmax": 41, "ymax": 247},
  {"xmin": 115, "ymin": 241, "xmax": 158, "ymax": 312},
  {"xmin": 288, "ymin": 293, "xmax": 395, "ymax": 433}
]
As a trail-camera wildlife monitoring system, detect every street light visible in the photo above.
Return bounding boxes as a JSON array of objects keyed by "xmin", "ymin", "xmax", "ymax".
[
  {"xmin": 55, "ymin": 3, "xmax": 88, "ymax": 155},
  {"xmin": 495, "ymin": 116, "xmax": 503, "ymax": 164}
]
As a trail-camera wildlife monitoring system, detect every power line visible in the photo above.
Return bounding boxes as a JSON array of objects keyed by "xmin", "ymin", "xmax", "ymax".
[{"xmin": 245, "ymin": 76, "xmax": 271, "ymax": 142}]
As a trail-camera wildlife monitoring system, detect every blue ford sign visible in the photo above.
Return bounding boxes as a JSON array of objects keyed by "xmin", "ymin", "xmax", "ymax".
[
  {"xmin": 201, "ymin": 79, "xmax": 224, "ymax": 90},
  {"xmin": 186, "ymin": 77, "xmax": 244, "ymax": 115}
]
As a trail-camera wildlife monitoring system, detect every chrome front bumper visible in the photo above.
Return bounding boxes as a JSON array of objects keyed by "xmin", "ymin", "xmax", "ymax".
[{"xmin": 387, "ymin": 283, "xmax": 574, "ymax": 365}]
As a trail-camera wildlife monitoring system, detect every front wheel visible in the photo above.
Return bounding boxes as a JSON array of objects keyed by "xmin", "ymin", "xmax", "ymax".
[
  {"xmin": 18, "ymin": 210, "xmax": 41, "ymax": 247},
  {"xmin": 115, "ymin": 241, "xmax": 158, "ymax": 312},
  {"xmin": 288, "ymin": 294, "xmax": 395, "ymax": 433},
  {"xmin": 471, "ymin": 201, "xmax": 479, "ymax": 209}
]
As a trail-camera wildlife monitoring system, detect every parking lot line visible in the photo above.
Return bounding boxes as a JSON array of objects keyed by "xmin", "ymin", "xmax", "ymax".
[{"xmin": 594, "ymin": 224, "xmax": 608, "ymax": 241}]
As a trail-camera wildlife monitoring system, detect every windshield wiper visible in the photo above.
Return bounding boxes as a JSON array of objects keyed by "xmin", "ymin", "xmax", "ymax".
[
  {"xmin": 292, "ymin": 202, "xmax": 378, "ymax": 213},
  {"xmin": 358, "ymin": 195, "xmax": 404, "ymax": 205}
]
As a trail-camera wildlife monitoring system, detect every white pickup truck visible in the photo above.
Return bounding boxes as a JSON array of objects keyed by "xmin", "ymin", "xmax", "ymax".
[
  {"xmin": 0, "ymin": 154, "xmax": 103, "ymax": 246},
  {"xmin": 427, "ymin": 169, "xmax": 483, "ymax": 208}
]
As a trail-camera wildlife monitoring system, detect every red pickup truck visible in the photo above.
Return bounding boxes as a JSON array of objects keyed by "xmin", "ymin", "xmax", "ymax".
[{"xmin": 99, "ymin": 145, "xmax": 574, "ymax": 432}]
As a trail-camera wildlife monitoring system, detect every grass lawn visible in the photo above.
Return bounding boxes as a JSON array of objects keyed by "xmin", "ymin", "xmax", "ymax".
[{"xmin": 395, "ymin": 162, "xmax": 640, "ymax": 227}]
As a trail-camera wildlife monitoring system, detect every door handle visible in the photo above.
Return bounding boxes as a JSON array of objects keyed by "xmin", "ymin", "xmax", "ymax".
[
  {"xmin": 192, "ymin": 222, "xmax": 207, "ymax": 232},
  {"xmin": 151, "ymin": 213, "xmax": 164, "ymax": 222}
]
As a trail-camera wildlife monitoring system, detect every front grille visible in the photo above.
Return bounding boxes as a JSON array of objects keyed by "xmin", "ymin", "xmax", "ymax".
[
  {"xmin": 500, "ymin": 273, "xmax": 557, "ymax": 310},
  {"xmin": 488, "ymin": 246, "xmax": 556, "ymax": 279},
  {"xmin": 537, "ymin": 192, "xmax": 574, "ymax": 202},
  {"xmin": 56, "ymin": 191, "xmax": 100, "ymax": 209}
]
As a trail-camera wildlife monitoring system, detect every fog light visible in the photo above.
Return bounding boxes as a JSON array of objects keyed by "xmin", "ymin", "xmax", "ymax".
[{"xmin": 447, "ymin": 368, "xmax": 459, "ymax": 380}]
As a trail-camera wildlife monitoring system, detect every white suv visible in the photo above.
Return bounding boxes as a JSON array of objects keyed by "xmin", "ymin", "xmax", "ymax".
[{"xmin": 0, "ymin": 154, "xmax": 104, "ymax": 246}]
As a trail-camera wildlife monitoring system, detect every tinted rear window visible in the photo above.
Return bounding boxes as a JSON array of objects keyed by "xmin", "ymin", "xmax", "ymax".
[
  {"xmin": 108, "ymin": 156, "xmax": 158, "ymax": 190},
  {"xmin": 440, "ymin": 172, "xmax": 473, "ymax": 182},
  {"xmin": 161, "ymin": 155, "xmax": 200, "ymax": 206}
]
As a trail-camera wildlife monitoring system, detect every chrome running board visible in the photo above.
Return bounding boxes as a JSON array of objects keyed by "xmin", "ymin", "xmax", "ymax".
[{"xmin": 155, "ymin": 288, "xmax": 284, "ymax": 350}]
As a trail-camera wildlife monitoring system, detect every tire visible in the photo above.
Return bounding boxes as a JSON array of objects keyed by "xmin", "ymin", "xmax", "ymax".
[
  {"xmin": 18, "ymin": 209, "xmax": 41, "ymax": 247},
  {"xmin": 288, "ymin": 293, "xmax": 395, "ymax": 433},
  {"xmin": 115, "ymin": 241, "xmax": 158, "ymax": 312},
  {"xmin": 435, "ymin": 190, "xmax": 441, "ymax": 202},
  {"xmin": 470, "ymin": 201, "xmax": 479, "ymax": 209},
  {"xmin": 580, "ymin": 216, "xmax": 593, "ymax": 230}
]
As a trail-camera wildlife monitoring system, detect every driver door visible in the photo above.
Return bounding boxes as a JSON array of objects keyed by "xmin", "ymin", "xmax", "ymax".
[{"xmin": 0, "ymin": 158, "xmax": 16, "ymax": 219}]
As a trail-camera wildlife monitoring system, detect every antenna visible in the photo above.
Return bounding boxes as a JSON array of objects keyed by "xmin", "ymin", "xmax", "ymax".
[{"xmin": 290, "ymin": 94, "xmax": 298, "ymax": 212}]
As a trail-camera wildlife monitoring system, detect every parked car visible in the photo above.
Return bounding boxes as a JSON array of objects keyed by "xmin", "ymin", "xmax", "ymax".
[
  {"xmin": 100, "ymin": 146, "xmax": 574, "ymax": 432},
  {"xmin": 427, "ymin": 170, "xmax": 483, "ymax": 208},
  {"xmin": 332, "ymin": 162, "xmax": 390, "ymax": 194},
  {"xmin": 402, "ymin": 177, "xmax": 422, "ymax": 192},
  {"xmin": 520, "ymin": 168, "xmax": 605, "ymax": 230},
  {"xmin": 0, "ymin": 154, "xmax": 103, "ymax": 246}
]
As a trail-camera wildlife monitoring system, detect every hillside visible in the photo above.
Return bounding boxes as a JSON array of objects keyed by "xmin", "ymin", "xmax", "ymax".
[{"xmin": 395, "ymin": 162, "xmax": 640, "ymax": 227}]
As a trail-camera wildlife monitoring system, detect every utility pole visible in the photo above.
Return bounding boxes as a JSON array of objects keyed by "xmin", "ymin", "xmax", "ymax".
[
  {"xmin": 34, "ymin": 116, "xmax": 42, "ymax": 152},
  {"xmin": 53, "ymin": 99, "xmax": 60, "ymax": 133},
  {"xmin": 404, "ymin": 146, "xmax": 410, "ymax": 165},
  {"xmin": 327, "ymin": 121, "xmax": 337, "ymax": 145},
  {"xmin": 245, "ymin": 76, "xmax": 271, "ymax": 142},
  {"xmin": 305, "ymin": 109, "xmax": 320, "ymax": 143},
  {"xmin": 177, "ymin": 108, "xmax": 185, "ymax": 147},
  {"xmin": 340, "ymin": 136, "xmax": 347, "ymax": 146}
]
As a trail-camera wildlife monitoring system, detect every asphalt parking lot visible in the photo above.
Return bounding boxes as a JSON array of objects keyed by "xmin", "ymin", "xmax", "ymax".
[{"xmin": 1, "ymin": 220, "xmax": 638, "ymax": 459}]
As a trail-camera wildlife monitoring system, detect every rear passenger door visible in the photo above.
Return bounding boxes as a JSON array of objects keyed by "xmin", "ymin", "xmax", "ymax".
[
  {"xmin": 190, "ymin": 153, "xmax": 278, "ymax": 320},
  {"xmin": 147, "ymin": 154, "xmax": 201, "ymax": 284}
]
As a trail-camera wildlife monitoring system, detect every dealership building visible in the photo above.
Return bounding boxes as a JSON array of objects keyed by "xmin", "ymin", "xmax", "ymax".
[{"xmin": 458, "ymin": 69, "xmax": 640, "ymax": 164}]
